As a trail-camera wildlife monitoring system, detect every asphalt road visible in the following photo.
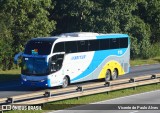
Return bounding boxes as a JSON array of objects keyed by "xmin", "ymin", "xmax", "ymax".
[
  {"xmin": 48, "ymin": 90, "xmax": 160, "ymax": 113},
  {"xmin": 0, "ymin": 64, "xmax": 160, "ymax": 98}
]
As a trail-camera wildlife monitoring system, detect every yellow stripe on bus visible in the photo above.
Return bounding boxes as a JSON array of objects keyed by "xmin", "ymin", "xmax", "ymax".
[{"xmin": 98, "ymin": 60, "xmax": 125, "ymax": 79}]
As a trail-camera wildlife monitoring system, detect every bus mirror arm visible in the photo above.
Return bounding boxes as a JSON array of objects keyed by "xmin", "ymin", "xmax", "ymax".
[{"xmin": 14, "ymin": 52, "xmax": 23, "ymax": 64}]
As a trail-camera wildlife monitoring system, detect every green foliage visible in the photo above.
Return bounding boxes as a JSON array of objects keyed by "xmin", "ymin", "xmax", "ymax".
[
  {"xmin": 150, "ymin": 43, "xmax": 160, "ymax": 57},
  {"xmin": 0, "ymin": 12, "xmax": 14, "ymax": 70},
  {"xmin": 134, "ymin": 0, "xmax": 160, "ymax": 43},
  {"xmin": 124, "ymin": 16, "xmax": 151, "ymax": 59},
  {"xmin": 53, "ymin": 0, "xmax": 157, "ymax": 60},
  {"xmin": 0, "ymin": 0, "xmax": 56, "ymax": 70},
  {"xmin": 1, "ymin": 0, "xmax": 56, "ymax": 52}
]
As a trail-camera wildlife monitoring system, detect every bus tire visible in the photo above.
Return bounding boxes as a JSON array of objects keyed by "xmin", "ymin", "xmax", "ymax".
[
  {"xmin": 62, "ymin": 76, "xmax": 69, "ymax": 88},
  {"xmin": 105, "ymin": 69, "xmax": 111, "ymax": 81},
  {"xmin": 112, "ymin": 68, "xmax": 118, "ymax": 80}
]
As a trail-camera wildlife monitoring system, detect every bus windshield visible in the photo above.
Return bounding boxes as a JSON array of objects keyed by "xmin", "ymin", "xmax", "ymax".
[
  {"xmin": 24, "ymin": 40, "xmax": 53, "ymax": 55},
  {"xmin": 22, "ymin": 57, "xmax": 49, "ymax": 75}
]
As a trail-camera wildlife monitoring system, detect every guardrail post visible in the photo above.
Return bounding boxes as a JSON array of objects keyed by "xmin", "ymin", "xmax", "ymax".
[
  {"xmin": 151, "ymin": 75, "xmax": 157, "ymax": 79},
  {"xmin": 151, "ymin": 75, "xmax": 159, "ymax": 85},
  {"xmin": 76, "ymin": 86, "xmax": 83, "ymax": 92},
  {"xmin": 129, "ymin": 78, "xmax": 135, "ymax": 83},
  {"xmin": 129, "ymin": 78, "xmax": 136, "ymax": 90},
  {"xmin": 76, "ymin": 86, "xmax": 83, "ymax": 100},
  {"xmin": 104, "ymin": 81, "xmax": 110, "ymax": 87},
  {"xmin": 6, "ymin": 98, "xmax": 14, "ymax": 103},
  {"xmin": 44, "ymin": 91, "xmax": 51, "ymax": 97}
]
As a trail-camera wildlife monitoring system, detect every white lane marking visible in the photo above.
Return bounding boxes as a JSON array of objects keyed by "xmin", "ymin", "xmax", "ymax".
[
  {"xmin": 129, "ymin": 111, "xmax": 139, "ymax": 113},
  {"xmin": 46, "ymin": 110, "xmax": 64, "ymax": 113}
]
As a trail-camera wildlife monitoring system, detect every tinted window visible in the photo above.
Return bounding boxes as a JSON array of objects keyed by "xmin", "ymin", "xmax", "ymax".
[
  {"xmin": 65, "ymin": 41, "xmax": 77, "ymax": 53},
  {"xmin": 110, "ymin": 38, "xmax": 119, "ymax": 49},
  {"xmin": 24, "ymin": 41, "xmax": 53, "ymax": 55},
  {"xmin": 53, "ymin": 42, "xmax": 65, "ymax": 53},
  {"xmin": 99, "ymin": 39, "xmax": 110, "ymax": 50},
  {"xmin": 77, "ymin": 40, "xmax": 88, "ymax": 52},
  {"xmin": 88, "ymin": 40, "xmax": 99, "ymax": 51},
  {"xmin": 119, "ymin": 38, "xmax": 128, "ymax": 48}
]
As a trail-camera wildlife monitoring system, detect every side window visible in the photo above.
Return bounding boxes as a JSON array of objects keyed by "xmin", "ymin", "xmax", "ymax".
[
  {"xmin": 77, "ymin": 40, "xmax": 88, "ymax": 52},
  {"xmin": 99, "ymin": 39, "xmax": 110, "ymax": 50},
  {"xmin": 119, "ymin": 38, "xmax": 128, "ymax": 48},
  {"xmin": 50, "ymin": 54, "xmax": 64, "ymax": 72},
  {"xmin": 53, "ymin": 42, "xmax": 65, "ymax": 53},
  {"xmin": 88, "ymin": 40, "xmax": 99, "ymax": 51},
  {"xmin": 110, "ymin": 38, "xmax": 119, "ymax": 49},
  {"xmin": 65, "ymin": 41, "xmax": 77, "ymax": 53}
]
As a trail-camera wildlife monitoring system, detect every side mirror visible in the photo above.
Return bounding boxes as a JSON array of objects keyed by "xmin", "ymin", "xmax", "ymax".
[{"xmin": 14, "ymin": 52, "xmax": 23, "ymax": 64}]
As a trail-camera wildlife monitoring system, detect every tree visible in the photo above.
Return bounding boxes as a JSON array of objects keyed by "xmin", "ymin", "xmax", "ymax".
[
  {"xmin": 1, "ymin": 0, "xmax": 56, "ymax": 52},
  {"xmin": 0, "ymin": 0, "xmax": 56, "ymax": 70},
  {"xmin": 51, "ymin": 0, "xmax": 152, "ymax": 59},
  {"xmin": 133, "ymin": 0, "xmax": 160, "ymax": 43}
]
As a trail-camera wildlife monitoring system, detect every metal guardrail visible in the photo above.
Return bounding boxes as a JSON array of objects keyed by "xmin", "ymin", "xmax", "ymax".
[{"xmin": 0, "ymin": 74, "xmax": 160, "ymax": 109}]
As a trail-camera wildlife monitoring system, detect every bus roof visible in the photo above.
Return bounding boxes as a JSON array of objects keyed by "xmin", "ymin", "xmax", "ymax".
[
  {"xmin": 29, "ymin": 32, "xmax": 129, "ymax": 42},
  {"xmin": 31, "ymin": 37, "xmax": 57, "ymax": 42},
  {"xmin": 56, "ymin": 32, "xmax": 128, "ymax": 38}
]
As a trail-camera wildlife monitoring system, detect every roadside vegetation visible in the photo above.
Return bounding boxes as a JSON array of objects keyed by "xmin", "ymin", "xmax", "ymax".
[
  {"xmin": 0, "ymin": 69, "xmax": 20, "ymax": 82},
  {"xmin": 130, "ymin": 56, "xmax": 160, "ymax": 66}
]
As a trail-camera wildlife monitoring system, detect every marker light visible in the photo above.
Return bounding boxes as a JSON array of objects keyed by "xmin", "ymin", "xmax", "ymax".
[
  {"xmin": 34, "ymin": 49, "xmax": 38, "ymax": 52},
  {"xmin": 32, "ymin": 49, "xmax": 38, "ymax": 55}
]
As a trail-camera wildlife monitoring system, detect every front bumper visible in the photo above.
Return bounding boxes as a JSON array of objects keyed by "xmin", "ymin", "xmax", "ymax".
[{"xmin": 21, "ymin": 78, "xmax": 51, "ymax": 88}]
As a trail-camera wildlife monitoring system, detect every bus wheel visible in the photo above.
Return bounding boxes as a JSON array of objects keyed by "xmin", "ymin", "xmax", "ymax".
[
  {"xmin": 62, "ymin": 76, "xmax": 69, "ymax": 88},
  {"xmin": 112, "ymin": 69, "xmax": 118, "ymax": 80},
  {"xmin": 105, "ymin": 70, "xmax": 111, "ymax": 82}
]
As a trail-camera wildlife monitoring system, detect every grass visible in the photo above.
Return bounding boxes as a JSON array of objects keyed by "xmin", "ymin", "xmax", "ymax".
[
  {"xmin": 4, "ymin": 83, "xmax": 160, "ymax": 113},
  {"xmin": 0, "ymin": 69, "xmax": 20, "ymax": 83},
  {"xmin": 130, "ymin": 56, "xmax": 160, "ymax": 66}
]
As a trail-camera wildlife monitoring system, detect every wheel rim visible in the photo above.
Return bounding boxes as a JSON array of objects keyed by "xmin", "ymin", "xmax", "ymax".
[
  {"xmin": 105, "ymin": 70, "xmax": 111, "ymax": 81},
  {"xmin": 112, "ymin": 69, "xmax": 118, "ymax": 80},
  {"xmin": 63, "ymin": 77, "xmax": 68, "ymax": 88}
]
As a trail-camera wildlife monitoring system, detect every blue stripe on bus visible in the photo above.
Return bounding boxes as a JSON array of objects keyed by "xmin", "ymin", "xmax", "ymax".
[{"xmin": 71, "ymin": 48, "xmax": 127, "ymax": 82}]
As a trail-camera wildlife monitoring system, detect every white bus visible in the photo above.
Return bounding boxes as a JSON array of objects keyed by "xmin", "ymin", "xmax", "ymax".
[{"xmin": 20, "ymin": 32, "xmax": 130, "ymax": 88}]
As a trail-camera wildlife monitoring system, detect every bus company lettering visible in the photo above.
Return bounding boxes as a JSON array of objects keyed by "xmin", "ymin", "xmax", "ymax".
[{"xmin": 71, "ymin": 55, "xmax": 86, "ymax": 60}]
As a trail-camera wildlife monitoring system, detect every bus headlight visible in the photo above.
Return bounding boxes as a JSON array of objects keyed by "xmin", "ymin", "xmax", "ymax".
[{"xmin": 21, "ymin": 75, "xmax": 27, "ymax": 81}]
